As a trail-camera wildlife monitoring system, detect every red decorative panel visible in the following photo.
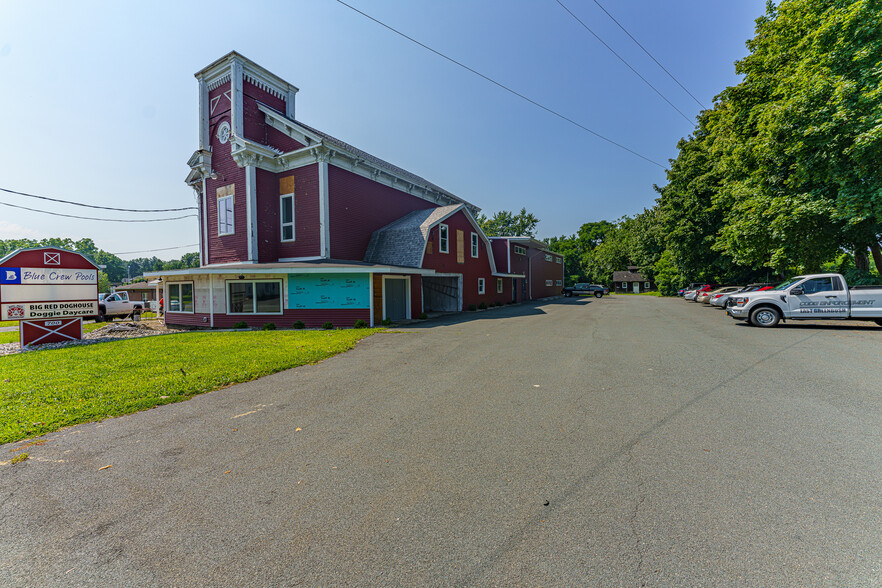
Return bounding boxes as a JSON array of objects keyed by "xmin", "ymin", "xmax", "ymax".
[{"xmin": 20, "ymin": 318, "xmax": 82, "ymax": 347}]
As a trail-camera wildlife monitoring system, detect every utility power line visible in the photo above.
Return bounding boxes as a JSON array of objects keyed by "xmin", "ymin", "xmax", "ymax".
[
  {"xmin": 554, "ymin": 0, "xmax": 693, "ymax": 124},
  {"xmin": 591, "ymin": 0, "xmax": 707, "ymax": 109},
  {"xmin": 110, "ymin": 244, "xmax": 199, "ymax": 256},
  {"xmin": 0, "ymin": 187, "xmax": 197, "ymax": 212},
  {"xmin": 0, "ymin": 200, "xmax": 197, "ymax": 222},
  {"xmin": 334, "ymin": 0, "xmax": 665, "ymax": 169}
]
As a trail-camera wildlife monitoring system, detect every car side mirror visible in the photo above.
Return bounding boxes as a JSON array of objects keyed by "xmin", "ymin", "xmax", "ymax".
[{"xmin": 790, "ymin": 288, "xmax": 804, "ymax": 295}]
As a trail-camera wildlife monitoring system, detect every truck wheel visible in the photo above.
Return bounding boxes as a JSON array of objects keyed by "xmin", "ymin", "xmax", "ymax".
[
  {"xmin": 750, "ymin": 306, "xmax": 780, "ymax": 328},
  {"xmin": 594, "ymin": 291, "xmax": 603, "ymax": 298},
  {"xmin": 97, "ymin": 310, "xmax": 106, "ymax": 323},
  {"xmin": 564, "ymin": 291, "xmax": 572, "ymax": 297}
]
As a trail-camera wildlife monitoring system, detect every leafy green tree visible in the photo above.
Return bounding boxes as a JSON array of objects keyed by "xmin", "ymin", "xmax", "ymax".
[{"xmin": 477, "ymin": 208, "xmax": 539, "ymax": 237}]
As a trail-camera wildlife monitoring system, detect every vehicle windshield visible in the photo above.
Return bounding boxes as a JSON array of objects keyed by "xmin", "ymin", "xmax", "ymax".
[{"xmin": 771, "ymin": 277, "xmax": 804, "ymax": 291}]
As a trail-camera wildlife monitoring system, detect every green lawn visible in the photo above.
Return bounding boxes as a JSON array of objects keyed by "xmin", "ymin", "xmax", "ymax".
[
  {"xmin": 612, "ymin": 291, "xmax": 663, "ymax": 296},
  {"xmin": 1, "ymin": 329, "xmax": 380, "ymax": 445},
  {"xmin": 0, "ymin": 322, "xmax": 105, "ymax": 345}
]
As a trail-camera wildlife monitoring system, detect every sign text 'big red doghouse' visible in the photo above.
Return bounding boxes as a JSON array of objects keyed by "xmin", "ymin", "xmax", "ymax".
[{"xmin": 0, "ymin": 247, "xmax": 99, "ymax": 347}]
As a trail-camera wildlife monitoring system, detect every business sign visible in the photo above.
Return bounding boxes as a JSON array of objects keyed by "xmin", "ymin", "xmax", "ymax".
[
  {"xmin": 288, "ymin": 273, "xmax": 369, "ymax": 309},
  {"xmin": 0, "ymin": 247, "xmax": 99, "ymax": 347},
  {"xmin": 1, "ymin": 300, "xmax": 99, "ymax": 320}
]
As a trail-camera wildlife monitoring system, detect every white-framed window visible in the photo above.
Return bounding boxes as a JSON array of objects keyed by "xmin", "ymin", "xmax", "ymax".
[
  {"xmin": 478, "ymin": 278, "xmax": 485, "ymax": 295},
  {"xmin": 545, "ymin": 279, "xmax": 553, "ymax": 287},
  {"xmin": 218, "ymin": 195, "xmax": 234, "ymax": 235},
  {"xmin": 280, "ymin": 193, "xmax": 295, "ymax": 242},
  {"xmin": 439, "ymin": 224, "xmax": 449, "ymax": 254},
  {"xmin": 644, "ymin": 282, "xmax": 651, "ymax": 289},
  {"xmin": 497, "ymin": 278, "xmax": 503, "ymax": 293},
  {"xmin": 514, "ymin": 245, "xmax": 526, "ymax": 255},
  {"xmin": 168, "ymin": 282, "xmax": 194, "ymax": 313},
  {"xmin": 545, "ymin": 254, "xmax": 552, "ymax": 262},
  {"xmin": 471, "ymin": 232, "xmax": 479, "ymax": 258},
  {"xmin": 556, "ymin": 257, "xmax": 562, "ymax": 264},
  {"xmin": 622, "ymin": 282, "xmax": 628, "ymax": 289},
  {"xmin": 556, "ymin": 279, "xmax": 562, "ymax": 286},
  {"xmin": 227, "ymin": 279, "xmax": 282, "ymax": 314}
]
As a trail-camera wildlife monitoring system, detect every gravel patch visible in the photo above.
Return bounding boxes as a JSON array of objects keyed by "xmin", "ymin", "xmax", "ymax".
[{"xmin": 0, "ymin": 321, "xmax": 186, "ymax": 357}]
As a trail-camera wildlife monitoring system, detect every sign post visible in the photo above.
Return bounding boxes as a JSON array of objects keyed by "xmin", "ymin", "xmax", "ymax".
[{"xmin": 0, "ymin": 247, "xmax": 99, "ymax": 348}]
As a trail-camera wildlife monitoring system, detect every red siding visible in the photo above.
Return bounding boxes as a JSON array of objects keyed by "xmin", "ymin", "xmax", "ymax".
[
  {"xmin": 266, "ymin": 125, "xmax": 304, "ymax": 153},
  {"xmin": 421, "ymin": 211, "xmax": 509, "ymax": 309},
  {"xmin": 256, "ymin": 166, "xmax": 321, "ymax": 262},
  {"xmin": 328, "ymin": 165, "xmax": 436, "ymax": 261},
  {"xmin": 243, "ymin": 80, "xmax": 286, "ymax": 146},
  {"xmin": 410, "ymin": 274, "xmax": 422, "ymax": 317},
  {"xmin": 490, "ymin": 240, "xmax": 510, "ymax": 273},
  {"xmin": 528, "ymin": 248, "xmax": 564, "ymax": 299},
  {"xmin": 204, "ymin": 106, "xmax": 248, "ymax": 265},
  {"xmin": 277, "ymin": 165, "xmax": 321, "ymax": 259},
  {"xmin": 166, "ymin": 308, "xmax": 370, "ymax": 330}
]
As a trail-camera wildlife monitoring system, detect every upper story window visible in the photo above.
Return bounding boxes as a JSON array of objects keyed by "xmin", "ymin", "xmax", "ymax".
[
  {"xmin": 217, "ymin": 185, "xmax": 235, "ymax": 236},
  {"xmin": 556, "ymin": 257, "xmax": 562, "ymax": 264},
  {"xmin": 514, "ymin": 245, "xmax": 526, "ymax": 255},
  {"xmin": 439, "ymin": 224, "xmax": 449, "ymax": 254},
  {"xmin": 471, "ymin": 233, "xmax": 479, "ymax": 258},
  {"xmin": 545, "ymin": 254, "xmax": 552, "ymax": 262},
  {"xmin": 280, "ymin": 193, "xmax": 295, "ymax": 242}
]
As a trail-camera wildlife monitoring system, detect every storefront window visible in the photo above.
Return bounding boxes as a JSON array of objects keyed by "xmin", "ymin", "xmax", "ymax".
[
  {"xmin": 168, "ymin": 282, "xmax": 193, "ymax": 313},
  {"xmin": 228, "ymin": 280, "xmax": 281, "ymax": 314}
]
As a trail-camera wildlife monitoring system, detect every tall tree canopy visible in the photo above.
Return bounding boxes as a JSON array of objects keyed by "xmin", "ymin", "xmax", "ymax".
[{"xmin": 477, "ymin": 208, "xmax": 539, "ymax": 237}]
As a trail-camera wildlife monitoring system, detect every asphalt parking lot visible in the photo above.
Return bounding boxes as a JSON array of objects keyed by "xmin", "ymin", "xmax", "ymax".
[{"xmin": 2, "ymin": 295, "xmax": 880, "ymax": 586}]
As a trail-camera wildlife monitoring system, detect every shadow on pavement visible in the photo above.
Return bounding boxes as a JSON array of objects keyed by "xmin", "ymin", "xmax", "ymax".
[{"xmin": 400, "ymin": 297, "xmax": 593, "ymax": 329}]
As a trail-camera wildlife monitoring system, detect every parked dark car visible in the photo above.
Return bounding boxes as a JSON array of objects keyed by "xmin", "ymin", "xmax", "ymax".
[{"xmin": 562, "ymin": 283, "xmax": 607, "ymax": 298}]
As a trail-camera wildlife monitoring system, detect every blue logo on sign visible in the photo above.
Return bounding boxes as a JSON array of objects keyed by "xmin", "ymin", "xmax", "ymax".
[{"xmin": 1, "ymin": 268, "xmax": 21, "ymax": 284}]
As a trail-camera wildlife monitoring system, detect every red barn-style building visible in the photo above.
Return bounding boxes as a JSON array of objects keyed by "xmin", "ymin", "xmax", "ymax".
[{"xmin": 149, "ymin": 52, "xmax": 563, "ymax": 328}]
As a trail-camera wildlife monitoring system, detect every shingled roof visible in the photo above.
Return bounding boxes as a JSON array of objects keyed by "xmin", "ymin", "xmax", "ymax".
[
  {"xmin": 613, "ymin": 269, "xmax": 646, "ymax": 282},
  {"xmin": 364, "ymin": 204, "xmax": 463, "ymax": 268}
]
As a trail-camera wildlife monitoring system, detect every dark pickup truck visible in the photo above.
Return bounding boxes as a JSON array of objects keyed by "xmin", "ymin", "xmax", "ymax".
[{"xmin": 562, "ymin": 283, "xmax": 608, "ymax": 298}]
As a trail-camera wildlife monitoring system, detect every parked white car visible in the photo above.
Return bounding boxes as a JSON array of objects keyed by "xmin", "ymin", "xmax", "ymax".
[{"xmin": 727, "ymin": 273, "xmax": 882, "ymax": 327}]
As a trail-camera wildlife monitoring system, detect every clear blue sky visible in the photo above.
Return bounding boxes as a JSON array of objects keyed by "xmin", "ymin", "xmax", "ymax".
[{"xmin": 0, "ymin": 0, "xmax": 767, "ymax": 260}]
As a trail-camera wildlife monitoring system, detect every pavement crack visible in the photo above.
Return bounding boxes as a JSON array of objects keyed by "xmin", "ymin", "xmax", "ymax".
[{"xmin": 627, "ymin": 445, "xmax": 647, "ymax": 585}]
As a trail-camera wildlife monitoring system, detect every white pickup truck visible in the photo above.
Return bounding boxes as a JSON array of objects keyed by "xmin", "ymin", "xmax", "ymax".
[
  {"xmin": 727, "ymin": 273, "xmax": 882, "ymax": 327},
  {"xmin": 97, "ymin": 291, "xmax": 147, "ymax": 322}
]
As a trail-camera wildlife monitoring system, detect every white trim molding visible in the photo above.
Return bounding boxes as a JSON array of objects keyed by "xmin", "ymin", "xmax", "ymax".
[
  {"xmin": 245, "ymin": 165, "xmax": 257, "ymax": 262},
  {"xmin": 316, "ymin": 148, "xmax": 330, "ymax": 259}
]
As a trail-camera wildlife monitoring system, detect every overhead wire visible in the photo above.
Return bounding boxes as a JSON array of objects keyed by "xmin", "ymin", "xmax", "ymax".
[
  {"xmin": 590, "ymin": 0, "xmax": 707, "ymax": 109},
  {"xmin": 110, "ymin": 244, "xmax": 199, "ymax": 255},
  {"xmin": 0, "ymin": 186, "xmax": 197, "ymax": 212},
  {"xmin": 0, "ymin": 200, "xmax": 197, "ymax": 222},
  {"xmin": 334, "ymin": 0, "xmax": 666, "ymax": 169},
  {"xmin": 554, "ymin": 0, "xmax": 694, "ymax": 124}
]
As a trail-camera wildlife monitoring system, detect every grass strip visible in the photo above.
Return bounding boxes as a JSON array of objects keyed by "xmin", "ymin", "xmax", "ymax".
[{"xmin": 1, "ymin": 329, "xmax": 379, "ymax": 444}]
